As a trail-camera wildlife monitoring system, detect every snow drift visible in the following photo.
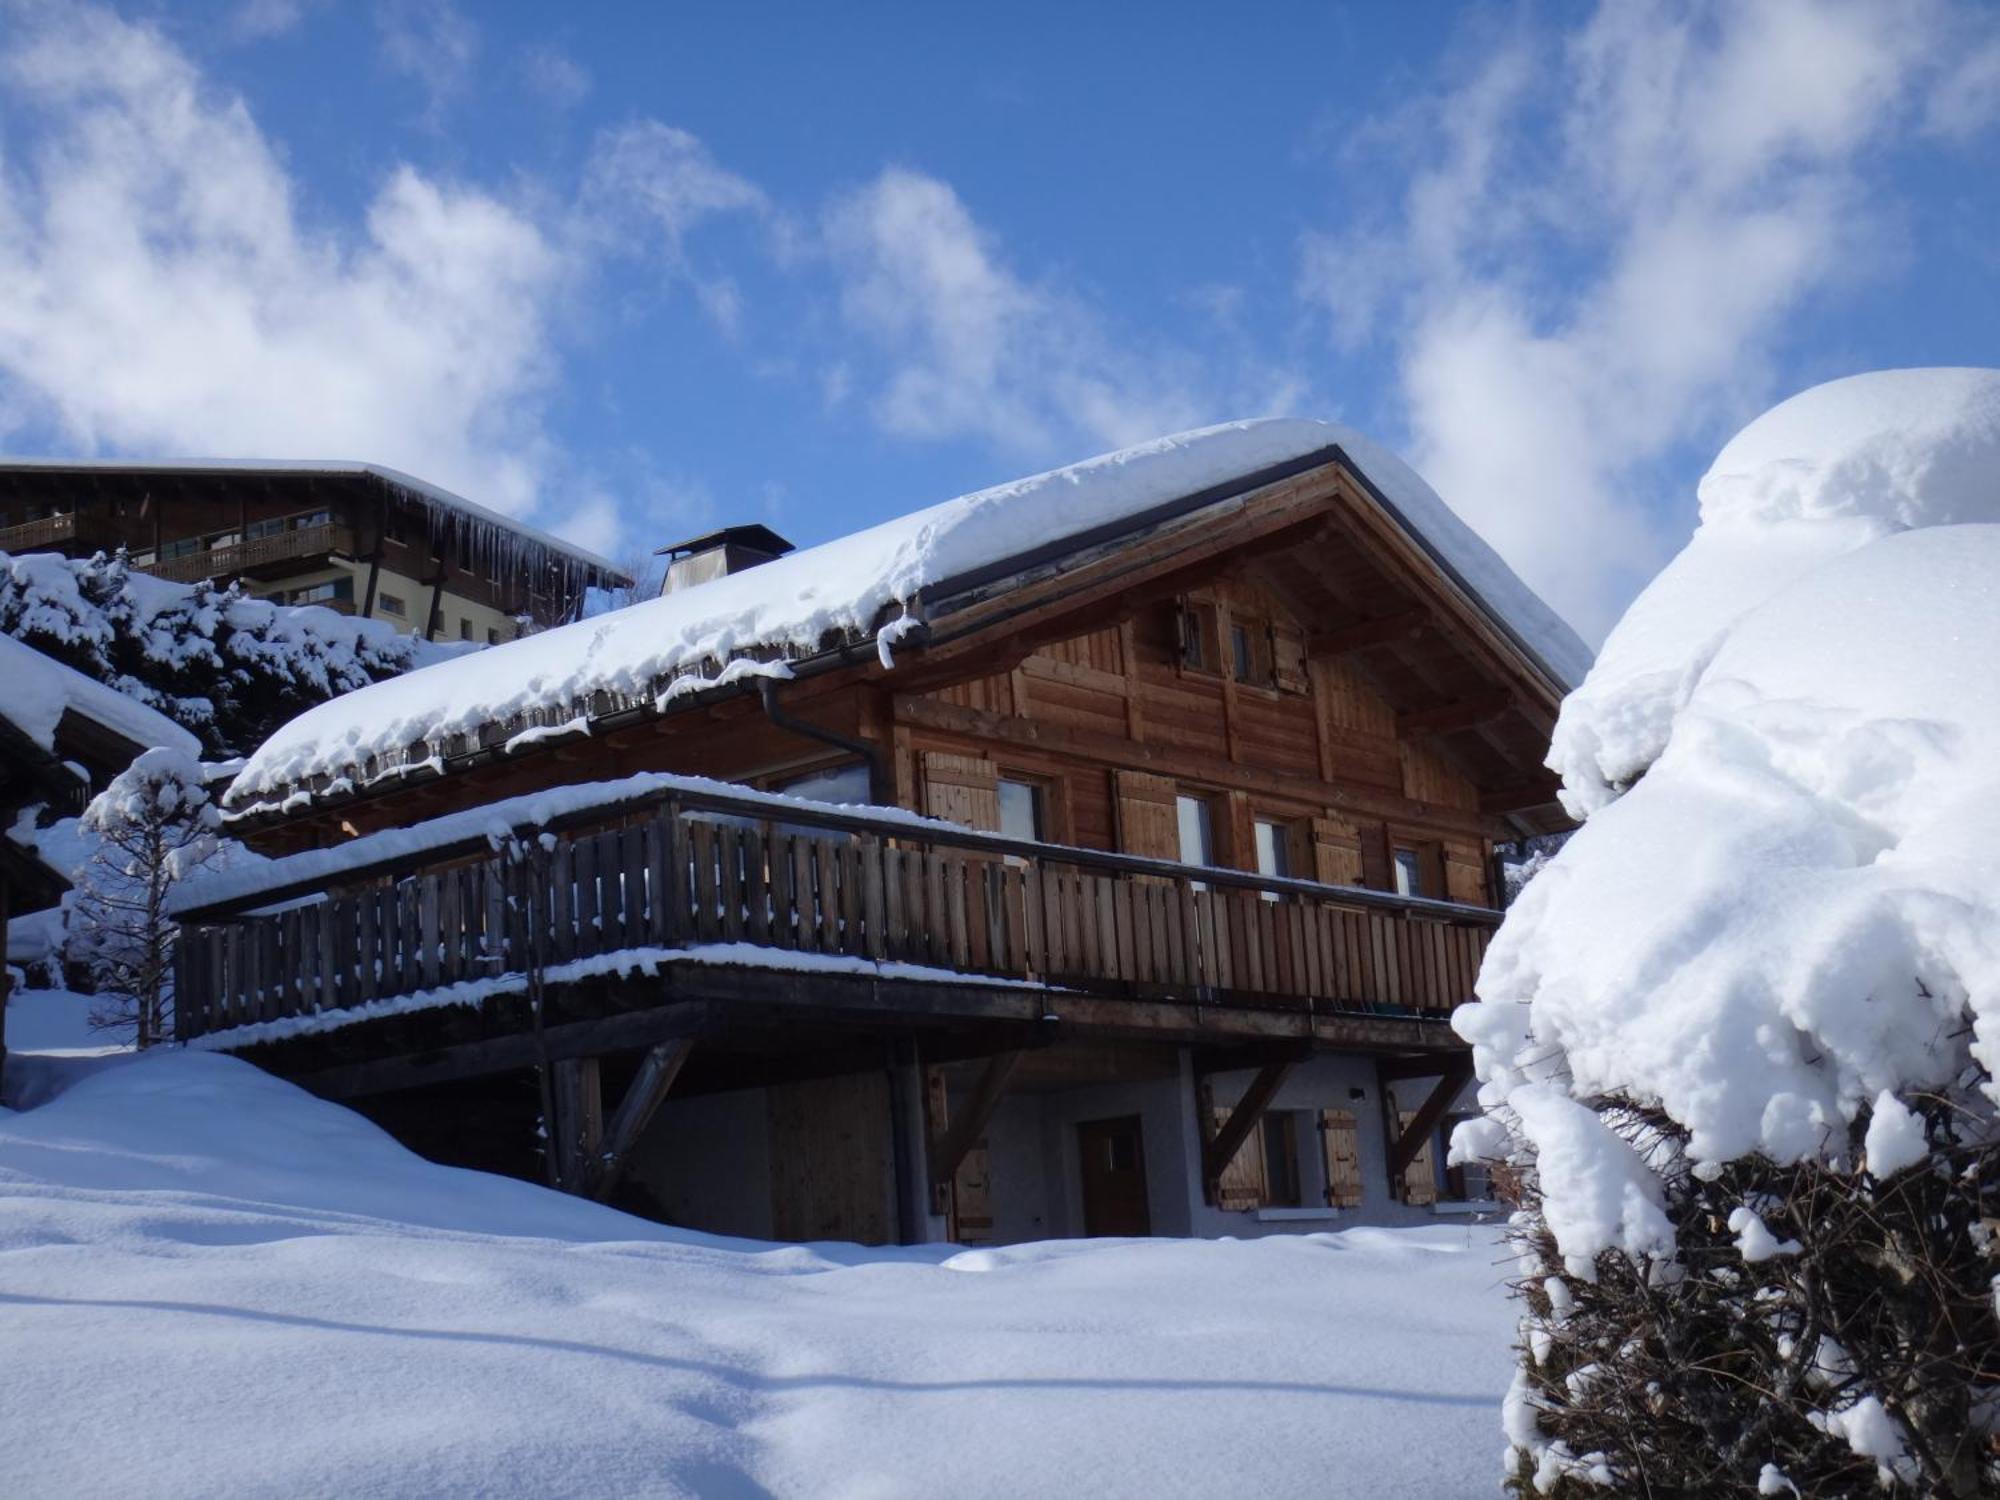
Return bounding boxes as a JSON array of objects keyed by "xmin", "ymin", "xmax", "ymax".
[{"xmin": 0, "ymin": 1051, "xmax": 1513, "ymax": 1498}]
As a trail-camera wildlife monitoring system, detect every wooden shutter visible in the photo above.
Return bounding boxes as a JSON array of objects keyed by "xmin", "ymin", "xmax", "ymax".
[
  {"xmin": 953, "ymin": 1141, "xmax": 995, "ymax": 1243},
  {"xmin": 1270, "ymin": 622, "xmax": 1309, "ymax": 694},
  {"xmin": 922, "ymin": 751, "xmax": 1001, "ymax": 831},
  {"xmin": 1114, "ymin": 769, "xmax": 1180, "ymax": 859},
  {"xmin": 1310, "ymin": 816, "xmax": 1364, "ymax": 887},
  {"xmin": 1443, "ymin": 839, "xmax": 1488, "ymax": 906},
  {"xmin": 1318, "ymin": 1108, "xmax": 1364, "ymax": 1207},
  {"xmin": 1210, "ymin": 1106, "xmax": 1267, "ymax": 1211},
  {"xmin": 1397, "ymin": 1108, "xmax": 1439, "ymax": 1206}
]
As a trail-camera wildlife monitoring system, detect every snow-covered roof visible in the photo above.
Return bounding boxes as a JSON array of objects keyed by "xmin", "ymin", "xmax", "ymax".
[
  {"xmin": 0, "ymin": 632, "xmax": 200, "ymax": 759},
  {"xmin": 228, "ymin": 419, "xmax": 1591, "ymax": 810},
  {"xmin": 0, "ymin": 456, "xmax": 624, "ymax": 580}
]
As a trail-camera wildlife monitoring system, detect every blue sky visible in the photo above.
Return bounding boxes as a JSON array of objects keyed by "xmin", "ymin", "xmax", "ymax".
[{"xmin": 0, "ymin": 0, "xmax": 1994, "ymax": 640}]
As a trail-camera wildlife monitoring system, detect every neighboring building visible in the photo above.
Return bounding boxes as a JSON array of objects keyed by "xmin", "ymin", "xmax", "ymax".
[
  {"xmin": 0, "ymin": 460, "xmax": 627, "ymax": 642},
  {"xmin": 176, "ymin": 420, "xmax": 1588, "ymax": 1246},
  {"xmin": 0, "ymin": 633, "xmax": 199, "ymax": 1074}
]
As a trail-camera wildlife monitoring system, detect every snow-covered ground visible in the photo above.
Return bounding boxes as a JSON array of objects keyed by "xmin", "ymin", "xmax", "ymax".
[{"xmin": 0, "ymin": 1050, "xmax": 1514, "ymax": 1499}]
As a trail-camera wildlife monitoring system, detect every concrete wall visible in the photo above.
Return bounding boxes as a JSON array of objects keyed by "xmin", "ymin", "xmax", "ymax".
[{"xmin": 622, "ymin": 1052, "xmax": 1484, "ymax": 1249}]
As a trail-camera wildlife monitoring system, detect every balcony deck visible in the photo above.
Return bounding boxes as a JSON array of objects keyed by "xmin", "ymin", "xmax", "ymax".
[
  {"xmin": 145, "ymin": 522, "xmax": 354, "ymax": 584},
  {"xmin": 176, "ymin": 783, "xmax": 1492, "ymax": 1097}
]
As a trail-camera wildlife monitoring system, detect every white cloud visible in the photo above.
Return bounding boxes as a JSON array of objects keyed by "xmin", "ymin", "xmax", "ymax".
[
  {"xmin": 520, "ymin": 43, "xmax": 591, "ymax": 112},
  {"xmin": 1300, "ymin": 0, "xmax": 2000, "ymax": 639},
  {"xmin": 826, "ymin": 167, "xmax": 1300, "ymax": 459},
  {"xmin": 374, "ymin": 0, "xmax": 478, "ymax": 125},
  {"xmin": 0, "ymin": 4, "xmax": 562, "ymax": 517},
  {"xmin": 230, "ymin": 0, "xmax": 326, "ymax": 41}
]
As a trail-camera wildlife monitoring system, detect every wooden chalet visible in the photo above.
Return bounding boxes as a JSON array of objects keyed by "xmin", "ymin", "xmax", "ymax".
[
  {"xmin": 178, "ymin": 422, "xmax": 1586, "ymax": 1245},
  {"xmin": 0, "ymin": 460, "xmax": 627, "ymax": 642}
]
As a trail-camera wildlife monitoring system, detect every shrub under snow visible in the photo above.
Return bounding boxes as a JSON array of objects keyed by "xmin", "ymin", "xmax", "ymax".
[{"xmin": 1453, "ymin": 368, "xmax": 2000, "ymax": 1496}]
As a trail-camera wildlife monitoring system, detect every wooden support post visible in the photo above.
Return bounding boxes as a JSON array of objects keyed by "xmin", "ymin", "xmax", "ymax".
[
  {"xmin": 590, "ymin": 1040, "xmax": 694, "ymax": 1201},
  {"xmin": 927, "ymin": 1049, "xmax": 1025, "ymax": 1203},
  {"xmin": 551, "ymin": 1056, "xmax": 602, "ymax": 1195},
  {"xmin": 1383, "ymin": 1056, "xmax": 1473, "ymax": 1185},
  {"xmin": 1201, "ymin": 1058, "xmax": 1295, "ymax": 1201}
]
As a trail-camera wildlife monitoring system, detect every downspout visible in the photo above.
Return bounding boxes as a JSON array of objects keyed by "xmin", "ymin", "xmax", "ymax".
[{"xmin": 758, "ymin": 676, "xmax": 892, "ymax": 805}]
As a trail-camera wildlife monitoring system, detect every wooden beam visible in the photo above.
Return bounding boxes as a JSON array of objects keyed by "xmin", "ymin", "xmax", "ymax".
[
  {"xmin": 591, "ymin": 1039, "xmax": 694, "ymax": 1200},
  {"xmin": 1480, "ymin": 775, "xmax": 1564, "ymax": 814},
  {"xmin": 551, "ymin": 1056, "xmax": 603, "ymax": 1195},
  {"xmin": 1201, "ymin": 1058, "xmax": 1295, "ymax": 1194},
  {"xmin": 1374, "ymin": 1051, "xmax": 1470, "ymax": 1083},
  {"xmin": 1397, "ymin": 692, "xmax": 1515, "ymax": 738},
  {"xmin": 1384, "ymin": 1057, "xmax": 1473, "ymax": 1183},
  {"xmin": 1313, "ymin": 608, "xmax": 1428, "ymax": 656},
  {"xmin": 928, "ymin": 1048, "xmax": 1025, "ymax": 1190}
]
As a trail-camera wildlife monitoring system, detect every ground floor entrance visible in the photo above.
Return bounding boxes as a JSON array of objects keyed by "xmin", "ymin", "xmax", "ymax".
[{"xmin": 1077, "ymin": 1115, "xmax": 1151, "ymax": 1236}]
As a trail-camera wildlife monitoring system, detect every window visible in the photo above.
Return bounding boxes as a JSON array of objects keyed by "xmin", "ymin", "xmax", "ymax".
[
  {"xmin": 1229, "ymin": 617, "xmax": 1274, "ymax": 687},
  {"xmin": 377, "ymin": 593, "xmax": 407, "ymax": 619},
  {"xmin": 459, "ymin": 618, "xmax": 474, "ymax": 641},
  {"xmin": 1175, "ymin": 598, "xmax": 1220, "ymax": 674},
  {"xmin": 1262, "ymin": 1112, "xmax": 1302, "ymax": 1207},
  {"xmin": 486, "ymin": 627, "xmax": 500, "ymax": 645},
  {"xmin": 774, "ymin": 763, "xmax": 871, "ymax": 806},
  {"xmin": 245, "ymin": 517, "xmax": 287, "ymax": 541},
  {"xmin": 1175, "ymin": 794, "xmax": 1215, "ymax": 867},
  {"xmin": 1253, "ymin": 819, "xmax": 1291, "ymax": 880},
  {"xmin": 1393, "ymin": 847, "xmax": 1424, "ymax": 898},
  {"xmin": 160, "ymin": 536, "xmax": 201, "ymax": 560},
  {"xmin": 997, "ymin": 778, "xmax": 1044, "ymax": 842},
  {"xmin": 288, "ymin": 576, "xmax": 353, "ymax": 607}
]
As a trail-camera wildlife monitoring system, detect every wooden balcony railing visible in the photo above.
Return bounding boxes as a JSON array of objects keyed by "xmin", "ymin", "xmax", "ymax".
[
  {"xmin": 175, "ymin": 786, "xmax": 1498, "ymax": 1043},
  {"xmin": 145, "ymin": 523, "xmax": 354, "ymax": 584},
  {"xmin": 0, "ymin": 512, "xmax": 99, "ymax": 554}
]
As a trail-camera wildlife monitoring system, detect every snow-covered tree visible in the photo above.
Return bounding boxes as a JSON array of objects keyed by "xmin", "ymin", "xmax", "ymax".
[
  {"xmin": 1453, "ymin": 370, "xmax": 2000, "ymax": 1497},
  {"xmin": 0, "ymin": 548, "xmax": 444, "ymax": 759},
  {"xmin": 67, "ymin": 749, "xmax": 223, "ymax": 1048}
]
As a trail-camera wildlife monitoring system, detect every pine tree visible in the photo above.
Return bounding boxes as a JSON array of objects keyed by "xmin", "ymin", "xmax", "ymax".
[{"xmin": 67, "ymin": 749, "xmax": 223, "ymax": 1048}]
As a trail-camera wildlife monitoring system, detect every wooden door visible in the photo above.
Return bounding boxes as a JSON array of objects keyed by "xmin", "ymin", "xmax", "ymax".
[{"xmin": 1077, "ymin": 1115, "xmax": 1151, "ymax": 1237}]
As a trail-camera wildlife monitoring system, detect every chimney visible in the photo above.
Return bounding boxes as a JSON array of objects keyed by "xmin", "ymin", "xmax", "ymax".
[{"xmin": 654, "ymin": 524, "xmax": 795, "ymax": 596}]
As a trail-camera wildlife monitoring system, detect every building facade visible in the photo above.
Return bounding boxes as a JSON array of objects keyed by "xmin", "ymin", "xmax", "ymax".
[{"xmin": 0, "ymin": 460, "xmax": 625, "ymax": 640}]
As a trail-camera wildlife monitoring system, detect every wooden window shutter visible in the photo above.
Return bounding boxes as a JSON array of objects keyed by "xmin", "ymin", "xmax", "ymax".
[
  {"xmin": 1317, "ymin": 1108, "xmax": 1364, "ymax": 1207},
  {"xmin": 1269, "ymin": 622, "xmax": 1309, "ymax": 695},
  {"xmin": 1443, "ymin": 839, "xmax": 1487, "ymax": 906},
  {"xmin": 1310, "ymin": 816, "xmax": 1364, "ymax": 887},
  {"xmin": 1358, "ymin": 824, "xmax": 1391, "ymax": 890},
  {"xmin": 921, "ymin": 751, "xmax": 1001, "ymax": 831},
  {"xmin": 1210, "ymin": 1106, "xmax": 1267, "ymax": 1211},
  {"xmin": 1398, "ymin": 1109, "xmax": 1439, "ymax": 1206},
  {"xmin": 1114, "ymin": 769, "xmax": 1180, "ymax": 859}
]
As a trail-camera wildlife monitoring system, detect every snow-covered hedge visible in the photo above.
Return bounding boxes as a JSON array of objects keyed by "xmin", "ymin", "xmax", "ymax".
[
  {"xmin": 0, "ymin": 549, "xmax": 449, "ymax": 759},
  {"xmin": 1453, "ymin": 369, "xmax": 2000, "ymax": 1496}
]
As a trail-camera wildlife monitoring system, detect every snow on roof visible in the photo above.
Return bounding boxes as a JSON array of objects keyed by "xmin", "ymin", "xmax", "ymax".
[
  {"xmin": 0, "ymin": 456, "xmax": 624, "ymax": 579},
  {"xmin": 1548, "ymin": 368, "xmax": 2000, "ymax": 816},
  {"xmin": 228, "ymin": 418, "xmax": 1591, "ymax": 809},
  {"xmin": 0, "ymin": 632, "xmax": 200, "ymax": 759},
  {"xmin": 1454, "ymin": 368, "xmax": 2000, "ymax": 1271}
]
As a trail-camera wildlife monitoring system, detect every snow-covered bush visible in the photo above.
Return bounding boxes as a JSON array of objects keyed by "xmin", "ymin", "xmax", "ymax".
[
  {"xmin": 1453, "ymin": 369, "xmax": 2000, "ymax": 1496},
  {"xmin": 0, "ymin": 548, "xmax": 444, "ymax": 759},
  {"xmin": 67, "ymin": 749, "xmax": 224, "ymax": 1048}
]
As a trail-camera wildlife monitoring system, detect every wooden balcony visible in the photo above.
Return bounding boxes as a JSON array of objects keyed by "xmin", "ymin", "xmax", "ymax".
[
  {"xmin": 145, "ymin": 522, "xmax": 354, "ymax": 584},
  {"xmin": 176, "ymin": 784, "xmax": 1497, "ymax": 1063},
  {"xmin": 0, "ymin": 511, "xmax": 123, "ymax": 556}
]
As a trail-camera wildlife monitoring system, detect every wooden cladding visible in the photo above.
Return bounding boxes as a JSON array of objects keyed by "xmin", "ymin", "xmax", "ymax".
[
  {"xmin": 175, "ymin": 800, "xmax": 1494, "ymax": 1043},
  {"xmin": 1210, "ymin": 1106, "xmax": 1265, "ymax": 1212}
]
